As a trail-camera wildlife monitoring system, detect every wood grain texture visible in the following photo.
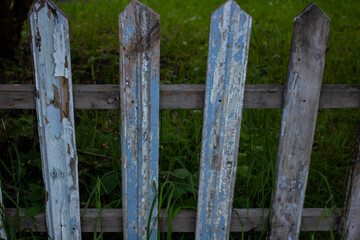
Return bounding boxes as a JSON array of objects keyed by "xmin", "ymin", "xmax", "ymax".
[
  {"xmin": 29, "ymin": 1, "xmax": 81, "ymax": 239},
  {"xmin": 4, "ymin": 208, "xmax": 341, "ymax": 232},
  {"xmin": 119, "ymin": 1, "xmax": 160, "ymax": 239},
  {"xmin": 268, "ymin": 3, "xmax": 330, "ymax": 240},
  {"xmin": 340, "ymin": 125, "xmax": 360, "ymax": 240},
  {"xmin": 0, "ymin": 181, "xmax": 7, "ymax": 239},
  {"xmin": 196, "ymin": 1, "xmax": 251, "ymax": 239},
  {"xmin": 0, "ymin": 84, "xmax": 359, "ymax": 109}
]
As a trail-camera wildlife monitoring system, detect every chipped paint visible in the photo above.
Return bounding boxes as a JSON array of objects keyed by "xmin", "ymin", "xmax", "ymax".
[
  {"xmin": 29, "ymin": 1, "xmax": 81, "ymax": 239},
  {"xmin": 0, "ymin": 181, "xmax": 7, "ymax": 240},
  {"xmin": 196, "ymin": 1, "xmax": 252, "ymax": 239},
  {"xmin": 119, "ymin": 1, "xmax": 160, "ymax": 239}
]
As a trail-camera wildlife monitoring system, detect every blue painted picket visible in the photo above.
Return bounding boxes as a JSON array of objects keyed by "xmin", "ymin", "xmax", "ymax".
[
  {"xmin": 195, "ymin": 0, "xmax": 252, "ymax": 239},
  {"xmin": 119, "ymin": 0, "xmax": 160, "ymax": 239},
  {"xmin": 29, "ymin": 1, "xmax": 81, "ymax": 239}
]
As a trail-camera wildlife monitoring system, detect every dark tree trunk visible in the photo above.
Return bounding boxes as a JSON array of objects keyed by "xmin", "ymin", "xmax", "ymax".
[{"xmin": 0, "ymin": 0, "xmax": 34, "ymax": 58}]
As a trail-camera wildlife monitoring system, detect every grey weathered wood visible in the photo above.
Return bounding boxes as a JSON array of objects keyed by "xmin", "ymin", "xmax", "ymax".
[
  {"xmin": 4, "ymin": 208, "xmax": 341, "ymax": 232},
  {"xmin": 340, "ymin": 125, "xmax": 360, "ymax": 240},
  {"xmin": 268, "ymin": 3, "xmax": 330, "ymax": 240},
  {"xmin": 0, "ymin": 181, "xmax": 7, "ymax": 240},
  {"xmin": 29, "ymin": 1, "xmax": 81, "ymax": 239},
  {"xmin": 196, "ymin": 1, "xmax": 252, "ymax": 239},
  {"xmin": 1, "ymin": 84, "xmax": 359, "ymax": 109},
  {"xmin": 119, "ymin": 1, "xmax": 160, "ymax": 239}
]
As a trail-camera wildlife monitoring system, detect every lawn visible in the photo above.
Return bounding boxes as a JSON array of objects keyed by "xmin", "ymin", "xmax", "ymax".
[{"xmin": 0, "ymin": 0, "xmax": 359, "ymax": 239}]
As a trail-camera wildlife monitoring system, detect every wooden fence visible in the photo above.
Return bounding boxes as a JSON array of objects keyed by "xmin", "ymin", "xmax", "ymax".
[{"xmin": 0, "ymin": 0, "xmax": 359, "ymax": 239}]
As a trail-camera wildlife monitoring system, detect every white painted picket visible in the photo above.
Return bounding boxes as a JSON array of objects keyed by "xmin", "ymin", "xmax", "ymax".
[{"xmin": 29, "ymin": 1, "xmax": 81, "ymax": 239}]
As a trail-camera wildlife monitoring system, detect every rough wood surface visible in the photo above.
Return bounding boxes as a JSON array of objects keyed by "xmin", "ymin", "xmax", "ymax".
[
  {"xmin": 4, "ymin": 208, "xmax": 341, "ymax": 232},
  {"xmin": 340, "ymin": 125, "xmax": 360, "ymax": 240},
  {"xmin": 0, "ymin": 181, "xmax": 7, "ymax": 239},
  {"xmin": 29, "ymin": 1, "xmax": 81, "ymax": 239},
  {"xmin": 196, "ymin": 1, "xmax": 251, "ymax": 239},
  {"xmin": 0, "ymin": 84, "xmax": 359, "ymax": 109},
  {"xmin": 119, "ymin": 1, "xmax": 160, "ymax": 239},
  {"xmin": 268, "ymin": 3, "xmax": 330, "ymax": 240}
]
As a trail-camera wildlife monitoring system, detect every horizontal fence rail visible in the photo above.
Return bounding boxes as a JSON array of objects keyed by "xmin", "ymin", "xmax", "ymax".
[
  {"xmin": 5, "ymin": 208, "xmax": 342, "ymax": 232},
  {"xmin": 0, "ymin": 84, "xmax": 359, "ymax": 109}
]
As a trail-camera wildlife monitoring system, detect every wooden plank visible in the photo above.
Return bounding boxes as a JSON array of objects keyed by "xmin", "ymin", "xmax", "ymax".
[
  {"xmin": 0, "ymin": 181, "xmax": 7, "ymax": 239},
  {"xmin": 4, "ymin": 208, "xmax": 341, "ymax": 232},
  {"xmin": 119, "ymin": 1, "xmax": 160, "ymax": 239},
  {"xmin": 268, "ymin": 3, "xmax": 330, "ymax": 240},
  {"xmin": 340, "ymin": 125, "xmax": 360, "ymax": 240},
  {"xmin": 196, "ymin": 1, "xmax": 252, "ymax": 239},
  {"xmin": 29, "ymin": 1, "xmax": 81, "ymax": 239},
  {"xmin": 0, "ymin": 84, "xmax": 359, "ymax": 109}
]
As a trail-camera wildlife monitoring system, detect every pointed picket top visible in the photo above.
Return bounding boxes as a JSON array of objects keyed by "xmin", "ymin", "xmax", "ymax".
[
  {"xmin": 31, "ymin": 0, "xmax": 68, "ymax": 19},
  {"xmin": 294, "ymin": 3, "xmax": 330, "ymax": 23},
  {"xmin": 196, "ymin": 0, "xmax": 251, "ymax": 239},
  {"xmin": 268, "ymin": 3, "xmax": 330, "ymax": 240},
  {"xmin": 211, "ymin": 0, "xmax": 251, "ymax": 19},
  {"xmin": 119, "ymin": 1, "xmax": 160, "ymax": 239},
  {"xmin": 293, "ymin": 3, "xmax": 330, "ymax": 51},
  {"xmin": 121, "ymin": 0, "xmax": 159, "ymax": 18},
  {"xmin": 119, "ymin": 0, "xmax": 160, "ymax": 48},
  {"xmin": 29, "ymin": 1, "xmax": 81, "ymax": 239}
]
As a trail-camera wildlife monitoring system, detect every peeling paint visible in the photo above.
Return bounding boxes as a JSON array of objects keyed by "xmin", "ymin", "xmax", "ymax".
[
  {"xmin": 29, "ymin": 1, "xmax": 81, "ymax": 239},
  {"xmin": 119, "ymin": 1, "xmax": 160, "ymax": 239},
  {"xmin": 196, "ymin": 1, "xmax": 252, "ymax": 239}
]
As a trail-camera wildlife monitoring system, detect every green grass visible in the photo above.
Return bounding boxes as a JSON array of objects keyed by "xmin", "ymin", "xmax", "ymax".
[{"xmin": 0, "ymin": 0, "xmax": 359, "ymax": 239}]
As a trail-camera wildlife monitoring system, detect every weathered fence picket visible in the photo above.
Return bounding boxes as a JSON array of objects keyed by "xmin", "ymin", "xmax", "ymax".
[
  {"xmin": 29, "ymin": 1, "xmax": 81, "ymax": 239},
  {"xmin": 340, "ymin": 125, "xmax": 360, "ymax": 240},
  {"xmin": 268, "ymin": 3, "xmax": 330, "ymax": 240},
  {"xmin": 0, "ymin": 181, "xmax": 7, "ymax": 240},
  {"xmin": 119, "ymin": 0, "xmax": 160, "ymax": 239},
  {"xmin": 195, "ymin": 0, "xmax": 251, "ymax": 239},
  {"xmin": 0, "ymin": 0, "xmax": 359, "ymax": 239}
]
